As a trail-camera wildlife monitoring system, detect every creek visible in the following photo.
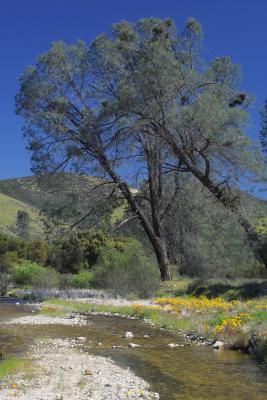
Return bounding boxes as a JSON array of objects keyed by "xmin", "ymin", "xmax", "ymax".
[{"xmin": 0, "ymin": 303, "xmax": 267, "ymax": 399}]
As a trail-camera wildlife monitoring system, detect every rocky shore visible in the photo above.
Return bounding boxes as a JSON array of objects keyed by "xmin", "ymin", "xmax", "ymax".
[{"xmin": 0, "ymin": 335, "xmax": 159, "ymax": 400}]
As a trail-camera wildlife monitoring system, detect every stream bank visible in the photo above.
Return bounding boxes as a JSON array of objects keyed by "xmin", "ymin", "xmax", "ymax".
[{"xmin": 1, "ymin": 304, "xmax": 267, "ymax": 399}]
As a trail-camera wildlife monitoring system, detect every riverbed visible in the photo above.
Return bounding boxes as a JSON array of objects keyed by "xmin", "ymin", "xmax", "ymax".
[{"xmin": 1, "ymin": 303, "xmax": 267, "ymax": 399}]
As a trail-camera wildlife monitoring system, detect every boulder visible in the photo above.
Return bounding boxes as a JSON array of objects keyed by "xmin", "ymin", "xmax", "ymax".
[{"xmin": 213, "ymin": 340, "xmax": 224, "ymax": 349}]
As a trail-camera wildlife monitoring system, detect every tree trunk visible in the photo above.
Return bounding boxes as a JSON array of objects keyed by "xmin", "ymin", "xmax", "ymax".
[
  {"xmin": 98, "ymin": 153, "xmax": 172, "ymax": 280},
  {"xmin": 153, "ymin": 236, "xmax": 172, "ymax": 281}
]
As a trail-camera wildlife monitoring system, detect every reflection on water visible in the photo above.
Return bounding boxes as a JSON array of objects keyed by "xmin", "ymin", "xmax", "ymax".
[{"xmin": 0, "ymin": 305, "xmax": 267, "ymax": 399}]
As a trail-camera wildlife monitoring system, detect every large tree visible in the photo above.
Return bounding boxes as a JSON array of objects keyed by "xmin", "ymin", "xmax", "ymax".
[{"xmin": 16, "ymin": 17, "xmax": 266, "ymax": 277}]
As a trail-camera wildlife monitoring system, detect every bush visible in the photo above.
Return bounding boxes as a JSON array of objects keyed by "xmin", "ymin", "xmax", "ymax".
[
  {"xmin": 0, "ymin": 234, "xmax": 27, "ymax": 259},
  {"xmin": 48, "ymin": 230, "xmax": 108, "ymax": 273},
  {"xmin": 12, "ymin": 261, "xmax": 59, "ymax": 289},
  {"xmin": 92, "ymin": 239, "xmax": 160, "ymax": 298},
  {"xmin": 32, "ymin": 267, "xmax": 60, "ymax": 289},
  {"xmin": 27, "ymin": 240, "xmax": 48, "ymax": 265},
  {"xmin": 12, "ymin": 261, "xmax": 44, "ymax": 286},
  {"xmin": 70, "ymin": 271, "xmax": 94, "ymax": 288},
  {"xmin": 59, "ymin": 274, "xmax": 73, "ymax": 289},
  {"xmin": 0, "ymin": 272, "xmax": 11, "ymax": 296}
]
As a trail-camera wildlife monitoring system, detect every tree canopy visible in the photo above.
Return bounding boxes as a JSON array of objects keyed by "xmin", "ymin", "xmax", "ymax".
[{"xmin": 16, "ymin": 17, "xmax": 266, "ymax": 278}]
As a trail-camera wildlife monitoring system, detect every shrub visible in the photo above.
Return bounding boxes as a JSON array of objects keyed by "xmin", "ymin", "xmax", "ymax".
[
  {"xmin": 48, "ymin": 230, "xmax": 108, "ymax": 273},
  {"xmin": 0, "ymin": 272, "xmax": 11, "ymax": 296},
  {"xmin": 12, "ymin": 261, "xmax": 43, "ymax": 286},
  {"xmin": 92, "ymin": 239, "xmax": 160, "ymax": 298},
  {"xmin": 32, "ymin": 267, "xmax": 60, "ymax": 289},
  {"xmin": 70, "ymin": 271, "xmax": 94, "ymax": 288},
  {"xmin": 59, "ymin": 274, "xmax": 73, "ymax": 289},
  {"xmin": 27, "ymin": 240, "xmax": 48, "ymax": 265},
  {"xmin": 0, "ymin": 234, "xmax": 27, "ymax": 259}
]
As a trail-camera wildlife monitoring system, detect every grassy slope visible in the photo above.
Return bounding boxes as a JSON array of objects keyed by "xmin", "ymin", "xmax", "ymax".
[
  {"xmin": 0, "ymin": 174, "xmax": 127, "ymax": 230},
  {"xmin": 0, "ymin": 192, "xmax": 43, "ymax": 238},
  {"xmin": 0, "ymin": 175, "xmax": 102, "ymax": 210},
  {"xmin": 1, "ymin": 174, "xmax": 267, "ymax": 237}
]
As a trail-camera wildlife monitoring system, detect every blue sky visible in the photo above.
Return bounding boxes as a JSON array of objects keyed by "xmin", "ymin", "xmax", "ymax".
[{"xmin": 1, "ymin": 0, "xmax": 267, "ymax": 188}]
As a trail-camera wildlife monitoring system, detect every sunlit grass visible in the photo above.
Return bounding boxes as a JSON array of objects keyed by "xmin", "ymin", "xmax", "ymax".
[
  {"xmin": 0, "ymin": 357, "xmax": 32, "ymax": 380},
  {"xmin": 44, "ymin": 296, "xmax": 267, "ymax": 354},
  {"xmin": 39, "ymin": 304, "xmax": 68, "ymax": 317}
]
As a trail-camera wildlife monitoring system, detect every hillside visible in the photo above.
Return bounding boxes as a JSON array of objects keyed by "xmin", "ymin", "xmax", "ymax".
[
  {"xmin": 0, "ymin": 174, "xmax": 124, "ymax": 234},
  {"xmin": 1, "ymin": 174, "xmax": 267, "ymax": 241},
  {"xmin": 0, "ymin": 192, "xmax": 43, "ymax": 238}
]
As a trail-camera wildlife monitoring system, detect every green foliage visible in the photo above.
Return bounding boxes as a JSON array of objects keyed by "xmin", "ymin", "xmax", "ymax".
[
  {"xmin": 32, "ymin": 267, "xmax": 60, "ymax": 289},
  {"xmin": 187, "ymin": 278, "xmax": 267, "ymax": 300},
  {"xmin": 70, "ymin": 271, "xmax": 94, "ymax": 288},
  {"xmin": 0, "ymin": 234, "xmax": 27, "ymax": 259},
  {"xmin": 12, "ymin": 260, "xmax": 44, "ymax": 286},
  {"xmin": 260, "ymin": 98, "xmax": 267, "ymax": 157},
  {"xmin": 12, "ymin": 259, "xmax": 60, "ymax": 290},
  {"xmin": 16, "ymin": 210, "xmax": 30, "ymax": 240},
  {"xmin": 13, "ymin": 17, "xmax": 267, "ymax": 278},
  {"xmin": 251, "ymin": 310, "xmax": 267, "ymax": 323},
  {"xmin": 48, "ymin": 230, "xmax": 108, "ymax": 273},
  {"xmin": 0, "ymin": 269, "xmax": 11, "ymax": 296},
  {"xmin": 163, "ymin": 178, "xmax": 267, "ymax": 279},
  {"xmin": 27, "ymin": 240, "xmax": 48, "ymax": 265},
  {"xmin": 93, "ymin": 239, "xmax": 160, "ymax": 298},
  {"xmin": 0, "ymin": 358, "xmax": 31, "ymax": 380}
]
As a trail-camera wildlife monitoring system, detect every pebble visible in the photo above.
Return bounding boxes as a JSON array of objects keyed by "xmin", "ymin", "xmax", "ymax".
[
  {"xmin": 124, "ymin": 331, "xmax": 134, "ymax": 338},
  {"xmin": 128, "ymin": 343, "xmax": 141, "ymax": 348},
  {"xmin": 84, "ymin": 368, "xmax": 93, "ymax": 375},
  {"xmin": 167, "ymin": 343, "xmax": 180, "ymax": 348},
  {"xmin": 0, "ymin": 337, "xmax": 157, "ymax": 400}
]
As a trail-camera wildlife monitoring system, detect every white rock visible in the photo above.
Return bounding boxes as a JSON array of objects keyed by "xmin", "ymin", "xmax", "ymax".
[
  {"xmin": 124, "ymin": 331, "xmax": 134, "ymax": 338},
  {"xmin": 167, "ymin": 343, "xmax": 179, "ymax": 348},
  {"xmin": 128, "ymin": 343, "xmax": 141, "ymax": 348},
  {"xmin": 213, "ymin": 340, "xmax": 224, "ymax": 349},
  {"xmin": 143, "ymin": 334, "xmax": 150, "ymax": 339},
  {"xmin": 76, "ymin": 336, "xmax": 86, "ymax": 342}
]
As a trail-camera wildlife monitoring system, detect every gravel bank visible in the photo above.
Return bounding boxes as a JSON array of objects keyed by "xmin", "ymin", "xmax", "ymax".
[
  {"xmin": 3, "ymin": 314, "xmax": 88, "ymax": 326},
  {"xmin": 0, "ymin": 338, "xmax": 159, "ymax": 400},
  {"xmin": 72, "ymin": 297, "xmax": 154, "ymax": 307}
]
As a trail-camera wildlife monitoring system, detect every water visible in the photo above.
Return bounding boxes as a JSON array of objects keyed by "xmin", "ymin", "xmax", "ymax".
[{"xmin": 0, "ymin": 304, "xmax": 267, "ymax": 399}]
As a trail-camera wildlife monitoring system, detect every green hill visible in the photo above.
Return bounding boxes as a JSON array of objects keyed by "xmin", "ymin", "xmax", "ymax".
[
  {"xmin": 0, "ymin": 174, "xmax": 267, "ymax": 241},
  {"xmin": 0, "ymin": 174, "xmax": 124, "ymax": 235},
  {"xmin": 0, "ymin": 192, "xmax": 43, "ymax": 238}
]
